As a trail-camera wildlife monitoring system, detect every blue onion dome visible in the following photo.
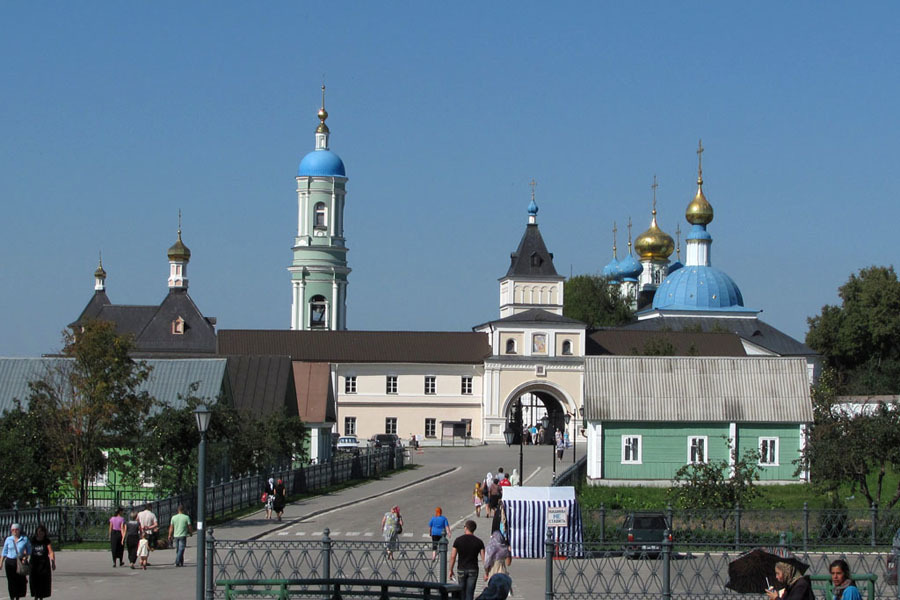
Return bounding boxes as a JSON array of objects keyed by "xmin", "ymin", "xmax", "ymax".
[
  {"xmin": 298, "ymin": 150, "xmax": 346, "ymax": 177},
  {"xmin": 528, "ymin": 198, "xmax": 538, "ymax": 217},
  {"xmin": 667, "ymin": 260, "xmax": 684, "ymax": 275},
  {"xmin": 652, "ymin": 265, "xmax": 745, "ymax": 311},
  {"xmin": 618, "ymin": 253, "xmax": 643, "ymax": 280},
  {"xmin": 602, "ymin": 257, "xmax": 620, "ymax": 280}
]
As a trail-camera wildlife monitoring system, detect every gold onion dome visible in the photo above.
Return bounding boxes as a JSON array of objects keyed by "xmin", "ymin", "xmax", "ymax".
[
  {"xmin": 686, "ymin": 139, "xmax": 714, "ymax": 225},
  {"xmin": 167, "ymin": 229, "xmax": 191, "ymax": 262},
  {"xmin": 635, "ymin": 209, "xmax": 674, "ymax": 260},
  {"xmin": 94, "ymin": 255, "xmax": 106, "ymax": 278}
]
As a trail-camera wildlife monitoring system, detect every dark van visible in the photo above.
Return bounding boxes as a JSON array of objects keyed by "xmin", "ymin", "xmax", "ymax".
[{"xmin": 623, "ymin": 511, "xmax": 671, "ymax": 558}]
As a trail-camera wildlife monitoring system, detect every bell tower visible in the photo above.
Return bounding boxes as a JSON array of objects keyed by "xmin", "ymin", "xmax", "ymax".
[{"xmin": 288, "ymin": 86, "xmax": 350, "ymax": 330}]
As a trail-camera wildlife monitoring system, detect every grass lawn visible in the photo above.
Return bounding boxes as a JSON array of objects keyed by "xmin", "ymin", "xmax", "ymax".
[{"xmin": 579, "ymin": 469, "xmax": 900, "ymax": 510}]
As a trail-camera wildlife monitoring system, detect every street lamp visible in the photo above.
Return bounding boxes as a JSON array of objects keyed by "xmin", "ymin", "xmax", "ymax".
[
  {"xmin": 540, "ymin": 414, "xmax": 555, "ymax": 481},
  {"xmin": 504, "ymin": 420, "xmax": 524, "ymax": 486},
  {"xmin": 571, "ymin": 408, "xmax": 578, "ymax": 464},
  {"xmin": 194, "ymin": 404, "xmax": 212, "ymax": 600}
]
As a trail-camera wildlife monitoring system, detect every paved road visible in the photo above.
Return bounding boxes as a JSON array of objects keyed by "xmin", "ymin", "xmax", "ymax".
[{"xmin": 47, "ymin": 443, "xmax": 576, "ymax": 600}]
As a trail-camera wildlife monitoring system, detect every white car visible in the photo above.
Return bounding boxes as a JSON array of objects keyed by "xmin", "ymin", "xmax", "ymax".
[{"xmin": 336, "ymin": 436, "xmax": 360, "ymax": 452}]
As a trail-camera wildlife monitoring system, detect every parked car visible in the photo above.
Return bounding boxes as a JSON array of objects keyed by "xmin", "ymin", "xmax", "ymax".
[
  {"xmin": 336, "ymin": 436, "xmax": 360, "ymax": 453},
  {"xmin": 371, "ymin": 434, "xmax": 401, "ymax": 449},
  {"xmin": 623, "ymin": 511, "xmax": 671, "ymax": 558}
]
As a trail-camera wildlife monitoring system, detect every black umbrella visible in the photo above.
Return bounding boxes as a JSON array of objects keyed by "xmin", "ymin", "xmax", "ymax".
[{"xmin": 725, "ymin": 548, "xmax": 809, "ymax": 594}]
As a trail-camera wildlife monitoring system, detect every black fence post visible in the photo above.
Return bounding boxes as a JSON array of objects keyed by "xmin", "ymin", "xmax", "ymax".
[
  {"xmin": 734, "ymin": 503, "xmax": 742, "ymax": 550},
  {"xmin": 871, "ymin": 503, "xmax": 878, "ymax": 548},
  {"xmin": 545, "ymin": 528, "xmax": 554, "ymax": 600},
  {"xmin": 439, "ymin": 535, "xmax": 448, "ymax": 584},
  {"xmin": 206, "ymin": 529, "xmax": 215, "ymax": 600},
  {"xmin": 322, "ymin": 528, "xmax": 332, "ymax": 580},
  {"xmin": 662, "ymin": 528, "xmax": 672, "ymax": 600},
  {"xmin": 599, "ymin": 503, "xmax": 606, "ymax": 545},
  {"xmin": 802, "ymin": 502, "xmax": 809, "ymax": 552}
]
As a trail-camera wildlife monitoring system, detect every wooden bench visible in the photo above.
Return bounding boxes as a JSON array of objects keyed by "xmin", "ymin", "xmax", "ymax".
[{"xmin": 217, "ymin": 578, "xmax": 462, "ymax": 600}]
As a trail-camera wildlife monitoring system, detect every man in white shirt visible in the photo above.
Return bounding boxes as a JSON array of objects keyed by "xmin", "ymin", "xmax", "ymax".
[{"xmin": 136, "ymin": 503, "xmax": 159, "ymax": 558}]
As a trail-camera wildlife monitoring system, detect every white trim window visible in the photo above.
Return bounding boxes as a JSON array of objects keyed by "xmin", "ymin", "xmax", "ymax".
[
  {"xmin": 461, "ymin": 376, "xmax": 473, "ymax": 395},
  {"xmin": 425, "ymin": 418, "xmax": 436, "ymax": 438},
  {"xmin": 344, "ymin": 375, "xmax": 357, "ymax": 394},
  {"xmin": 424, "ymin": 376, "xmax": 436, "ymax": 395},
  {"xmin": 386, "ymin": 375, "xmax": 398, "ymax": 394},
  {"xmin": 759, "ymin": 437, "xmax": 779, "ymax": 466},
  {"xmin": 385, "ymin": 417, "xmax": 398, "ymax": 435},
  {"xmin": 344, "ymin": 416, "xmax": 356, "ymax": 436},
  {"xmin": 622, "ymin": 435, "xmax": 642, "ymax": 464},
  {"xmin": 688, "ymin": 436, "xmax": 708, "ymax": 464}
]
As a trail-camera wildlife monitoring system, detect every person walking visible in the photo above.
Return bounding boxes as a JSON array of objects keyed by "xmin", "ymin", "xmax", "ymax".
[
  {"xmin": 263, "ymin": 478, "xmax": 275, "ymax": 520},
  {"xmin": 136, "ymin": 503, "xmax": 158, "ymax": 560},
  {"xmin": 428, "ymin": 507, "xmax": 451, "ymax": 560},
  {"xmin": 272, "ymin": 479, "xmax": 287, "ymax": 522},
  {"xmin": 449, "ymin": 520, "xmax": 485, "ymax": 600},
  {"xmin": 28, "ymin": 525, "xmax": 54, "ymax": 600},
  {"xmin": 3, "ymin": 524, "xmax": 30, "ymax": 600},
  {"xmin": 487, "ymin": 477, "xmax": 501, "ymax": 518},
  {"xmin": 108, "ymin": 507, "xmax": 125, "ymax": 567},
  {"xmin": 381, "ymin": 506, "xmax": 403, "ymax": 559},
  {"xmin": 556, "ymin": 434, "xmax": 565, "ymax": 461},
  {"xmin": 167, "ymin": 504, "xmax": 193, "ymax": 567},
  {"xmin": 137, "ymin": 532, "xmax": 150, "ymax": 570},
  {"xmin": 483, "ymin": 530, "xmax": 512, "ymax": 581},
  {"xmin": 473, "ymin": 483, "xmax": 484, "ymax": 518},
  {"xmin": 123, "ymin": 511, "xmax": 141, "ymax": 569}
]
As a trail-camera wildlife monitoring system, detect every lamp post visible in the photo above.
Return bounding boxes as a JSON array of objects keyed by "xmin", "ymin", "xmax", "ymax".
[
  {"xmin": 503, "ymin": 420, "xmax": 524, "ymax": 486},
  {"xmin": 571, "ymin": 408, "xmax": 578, "ymax": 465},
  {"xmin": 541, "ymin": 414, "xmax": 555, "ymax": 481},
  {"xmin": 194, "ymin": 405, "xmax": 212, "ymax": 600}
]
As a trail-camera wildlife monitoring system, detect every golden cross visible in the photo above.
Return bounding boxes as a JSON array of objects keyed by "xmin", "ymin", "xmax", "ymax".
[
  {"xmin": 612, "ymin": 221, "xmax": 618, "ymax": 257},
  {"xmin": 697, "ymin": 139, "xmax": 704, "ymax": 179},
  {"xmin": 529, "ymin": 178, "xmax": 537, "ymax": 202},
  {"xmin": 321, "ymin": 83, "xmax": 326, "ymax": 109},
  {"xmin": 627, "ymin": 217, "xmax": 633, "ymax": 244},
  {"xmin": 177, "ymin": 209, "xmax": 182, "ymax": 233},
  {"xmin": 675, "ymin": 224, "xmax": 682, "ymax": 259},
  {"xmin": 651, "ymin": 175, "xmax": 659, "ymax": 213}
]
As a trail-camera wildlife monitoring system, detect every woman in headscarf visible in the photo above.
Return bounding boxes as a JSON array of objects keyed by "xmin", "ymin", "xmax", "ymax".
[
  {"xmin": 28, "ymin": 524, "xmax": 55, "ymax": 600},
  {"xmin": 483, "ymin": 530, "xmax": 512, "ymax": 581},
  {"xmin": 509, "ymin": 469, "xmax": 520, "ymax": 487},
  {"xmin": 483, "ymin": 472, "xmax": 493, "ymax": 517},
  {"xmin": 263, "ymin": 478, "xmax": 275, "ymax": 520},
  {"xmin": 3, "ymin": 523, "xmax": 30, "ymax": 600},
  {"xmin": 272, "ymin": 478, "xmax": 286, "ymax": 522},
  {"xmin": 766, "ymin": 562, "xmax": 814, "ymax": 600},
  {"xmin": 381, "ymin": 506, "xmax": 403, "ymax": 559}
]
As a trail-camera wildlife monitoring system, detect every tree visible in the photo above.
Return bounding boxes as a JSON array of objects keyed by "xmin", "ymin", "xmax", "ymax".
[
  {"xmin": 668, "ymin": 440, "xmax": 762, "ymax": 510},
  {"xmin": 563, "ymin": 274, "xmax": 633, "ymax": 328},
  {"xmin": 806, "ymin": 266, "xmax": 900, "ymax": 394},
  {"xmin": 800, "ymin": 368, "xmax": 900, "ymax": 508},
  {"xmin": 0, "ymin": 403, "xmax": 60, "ymax": 508},
  {"xmin": 27, "ymin": 320, "xmax": 153, "ymax": 504}
]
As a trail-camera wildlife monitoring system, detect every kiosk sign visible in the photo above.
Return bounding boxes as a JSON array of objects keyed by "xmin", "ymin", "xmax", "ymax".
[{"xmin": 547, "ymin": 507, "xmax": 568, "ymax": 528}]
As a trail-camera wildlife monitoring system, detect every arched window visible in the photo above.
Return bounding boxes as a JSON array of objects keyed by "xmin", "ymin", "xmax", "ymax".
[
  {"xmin": 314, "ymin": 202, "xmax": 327, "ymax": 229},
  {"xmin": 309, "ymin": 295, "xmax": 328, "ymax": 329},
  {"xmin": 505, "ymin": 339, "xmax": 517, "ymax": 354},
  {"xmin": 562, "ymin": 340, "xmax": 573, "ymax": 355}
]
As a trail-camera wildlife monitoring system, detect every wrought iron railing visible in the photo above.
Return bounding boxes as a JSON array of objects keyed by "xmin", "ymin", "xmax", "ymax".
[{"xmin": 1, "ymin": 447, "xmax": 404, "ymax": 543}]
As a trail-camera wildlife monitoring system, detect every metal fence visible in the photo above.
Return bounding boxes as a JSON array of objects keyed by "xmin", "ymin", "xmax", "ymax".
[
  {"xmin": 0, "ymin": 447, "xmax": 404, "ymax": 543},
  {"xmin": 206, "ymin": 529, "xmax": 900, "ymax": 600},
  {"xmin": 583, "ymin": 504, "xmax": 900, "ymax": 550},
  {"xmin": 553, "ymin": 456, "xmax": 587, "ymax": 488}
]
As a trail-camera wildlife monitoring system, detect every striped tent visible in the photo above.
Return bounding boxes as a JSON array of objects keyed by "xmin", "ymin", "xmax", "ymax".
[{"xmin": 502, "ymin": 487, "xmax": 583, "ymax": 558}]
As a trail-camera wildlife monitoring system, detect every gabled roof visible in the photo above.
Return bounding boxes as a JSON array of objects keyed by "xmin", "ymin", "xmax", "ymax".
[
  {"xmin": 217, "ymin": 330, "xmax": 491, "ymax": 364},
  {"xmin": 623, "ymin": 315, "xmax": 816, "ymax": 357},
  {"xmin": 584, "ymin": 356, "xmax": 812, "ymax": 423},
  {"xmin": 0, "ymin": 357, "xmax": 228, "ymax": 414},
  {"xmin": 504, "ymin": 224, "xmax": 562, "ymax": 279},
  {"xmin": 225, "ymin": 355, "xmax": 296, "ymax": 417},
  {"xmin": 74, "ymin": 290, "xmax": 112, "ymax": 323},
  {"xmin": 292, "ymin": 362, "xmax": 336, "ymax": 423},
  {"xmin": 474, "ymin": 308, "xmax": 586, "ymax": 330},
  {"xmin": 587, "ymin": 330, "xmax": 746, "ymax": 357}
]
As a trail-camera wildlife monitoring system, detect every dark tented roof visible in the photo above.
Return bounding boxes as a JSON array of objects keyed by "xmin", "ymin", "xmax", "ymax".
[
  {"xmin": 587, "ymin": 330, "xmax": 747, "ymax": 357},
  {"xmin": 218, "ymin": 330, "xmax": 492, "ymax": 364},
  {"xmin": 622, "ymin": 316, "xmax": 816, "ymax": 356},
  {"xmin": 474, "ymin": 308, "xmax": 586, "ymax": 330},
  {"xmin": 225, "ymin": 355, "xmax": 295, "ymax": 416},
  {"xmin": 505, "ymin": 224, "xmax": 562, "ymax": 278}
]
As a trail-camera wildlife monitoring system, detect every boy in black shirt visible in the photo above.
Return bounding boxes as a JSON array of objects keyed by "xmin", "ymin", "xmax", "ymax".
[{"xmin": 450, "ymin": 520, "xmax": 486, "ymax": 600}]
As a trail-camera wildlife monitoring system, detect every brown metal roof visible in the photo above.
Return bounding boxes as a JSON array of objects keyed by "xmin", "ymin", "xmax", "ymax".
[
  {"xmin": 587, "ymin": 330, "xmax": 746, "ymax": 357},
  {"xmin": 225, "ymin": 355, "xmax": 295, "ymax": 417},
  {"xmin": 218, "ymin": 330, "xmax": 491, "ymax": 364},
  {"xmin": 292, "ymin": 362, "xmax": 335, "ymax": 423}
]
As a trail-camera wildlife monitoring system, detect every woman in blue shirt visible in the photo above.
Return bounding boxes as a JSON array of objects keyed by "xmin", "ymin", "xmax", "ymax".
[
  {"xmin": 4, "ymin": 523, "xmax": 31, "ymax": 600},
  {"xmin": 428, "ymin": 507, "xmax": 451, "ymax": 561}
]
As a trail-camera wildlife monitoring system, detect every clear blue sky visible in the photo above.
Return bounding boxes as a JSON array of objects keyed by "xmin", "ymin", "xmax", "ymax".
[{"xmin": 2, "ymin": 2, "xmax": 897, "ymax": 356}]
